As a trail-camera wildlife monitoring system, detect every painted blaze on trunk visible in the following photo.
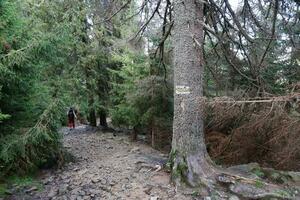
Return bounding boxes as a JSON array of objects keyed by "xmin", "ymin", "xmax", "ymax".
[{"xmin": 171, "ymin": 0, "xmax": 213, "ymax": 186}]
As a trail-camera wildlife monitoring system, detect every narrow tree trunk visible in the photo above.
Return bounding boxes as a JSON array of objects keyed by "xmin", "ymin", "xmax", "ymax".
[
  {"xmin": 79, "ymin": 2, "xmax": 97, "ymax": 127},
  {"xmin": 99, "ymin": 109, "xmax": 107, "ymax": 127},
  {"xmin": 85, "ymin": 66, "xmax": 97, "ymax": 127},
  {"xmin": 131, "ymin": 125, "xmax": 138, "ymax": 141},
  {"xmin": 151, "ymin": 122, "xmax": 155, "ymax": 148},
  {"xmin": 88, "ymin": 95, "xmax": 97, "ymax": 127},
  {"xmin": 171, "ymin": 0, "xmax": 214, "ymax": 187}
]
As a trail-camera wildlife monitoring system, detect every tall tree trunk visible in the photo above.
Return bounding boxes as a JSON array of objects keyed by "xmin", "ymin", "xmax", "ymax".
[
  {"xmin": 85, "ymin": 65, "xmax": 97, "ymax": 127},
  {"xmin": 171, "ymin": 0, "xmax": 214, "ymax": 186},
  {"xmin": 131, "ymin": 125, "xmax": 138, "ymax": 141},
  {"xmin": 88, "ymin": 92, "xmax": 97, "ymax": 127},
  {"xmin": 99, "ymin": 109, "xmax": 107, "ymax": 127},
  {"xmin": 80, "ymin": 2, "xmax": 97, "ymax": 127}
]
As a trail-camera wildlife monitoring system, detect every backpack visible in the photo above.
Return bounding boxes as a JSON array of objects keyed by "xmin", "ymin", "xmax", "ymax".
[{"xmin": 68, "ymin": 110, "xmax": 74, "ymax": 119}]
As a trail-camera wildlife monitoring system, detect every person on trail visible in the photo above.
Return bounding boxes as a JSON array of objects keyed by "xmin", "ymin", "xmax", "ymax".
[{"xmin": 67, "ymin": 107, "xmax": 77, "ymax": 129}]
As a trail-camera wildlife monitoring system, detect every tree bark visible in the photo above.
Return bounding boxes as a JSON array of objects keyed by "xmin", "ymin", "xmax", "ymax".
[
  {"xmin": 88, "ymin": 94, "xmax": 97, "ymax": 127},
  {"xmin": 171, "ymin": 0, "xmax": 214, "ymax": 187},
  {"xmin": 99, "ymin": 109, "xmax": 108, "ymax": 127},
  {"xmin": 131, "ymin": 125, "xmax": 138, "ymax": 141}
]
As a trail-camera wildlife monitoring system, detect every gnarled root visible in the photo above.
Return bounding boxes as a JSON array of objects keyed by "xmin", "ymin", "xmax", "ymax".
[{"xmin": 169, "ymin": 151, "xmax": 299, "ymax": 199}]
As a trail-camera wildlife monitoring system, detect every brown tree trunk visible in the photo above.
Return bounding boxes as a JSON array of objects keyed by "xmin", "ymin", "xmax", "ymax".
[
  {"xmin": 99, "ymin": 109, "xmax": 107, "ymax": 127},
  {"xmin": 171, "ymin": 0, "xmax": 214, "ymax": 187},
  {"xmin": 79, "ymin": 1, "xmax": 97, "ymax": 127},
  {"xmin": 85, "ymin": 66, "xmax": 97, "ymax": 127},
  {"xmin": 131, "ymin": 126, "xmax": 138, "ymax": 141},
  {"xmin": 88, "ymin": 94, "xmax": 97, "ymax": 127}
]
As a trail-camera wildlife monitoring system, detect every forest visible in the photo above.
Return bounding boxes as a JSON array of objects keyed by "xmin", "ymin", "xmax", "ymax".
[{"xmin": 0, "ymin": 0, "xmax": 299, "ymax": 199}]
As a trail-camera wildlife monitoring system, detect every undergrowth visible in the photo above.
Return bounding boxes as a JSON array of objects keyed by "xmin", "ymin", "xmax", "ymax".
[
  {"xmin": 0, "ymin": 176, "xmax": 43, "ymax": 198},
  {"xmin": 204, "ymin": 94, "xmax": 300, "ymax": 171},
  {"xmin": 0, "ymin": 99, "xmax": 66, "ymax": 178}
]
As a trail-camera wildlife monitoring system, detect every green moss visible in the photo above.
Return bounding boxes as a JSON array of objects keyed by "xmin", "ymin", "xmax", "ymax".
[
  {"xmin": 166, "ymin": 149, "xmax": 177, "ymax": 172},
  {"xmin": 191, "ymin": 190, "xmax": 199, "ymax": 197},
  {"xmin": 274, "ymin": 189, "xmax": 292, "ymax": 198},
  {"xmin": 169, "ymin": 149, "xmax": 177, "ymax": 163},
  {"xmin": 172, "ymin": 168, "xmax": 181, "ymax": 179},
  {"xmin": 169, "ymin": 151, "xmax": 189, "ymax": 183},
  {"xmin": 255, "ymin": 180, "xmax": 265, "ymax": 188},
  {"xmin": 165, "ymin": 161, "xmax": 171, "ymax": 171},
  {"xmin": 0, "ymin": 183, "xmax": 8, "ymax": 197},
  {"xmin": 172, "ymin": 157, "xmax": 191, "ymax": 186},
  {"xmin": 178, "ymin": 160, "xmax": 188, "ymax": 173},
  {"xmin": 19, "ymin": 177, "xmax": 42, "ymax": 191},
  {"xmin": 0, "ymin": 175, "xmax": 43, "ymax": 197},
  {"xmin": 252, "ymin": 168, "xmax": 265, "ymax": 178}
]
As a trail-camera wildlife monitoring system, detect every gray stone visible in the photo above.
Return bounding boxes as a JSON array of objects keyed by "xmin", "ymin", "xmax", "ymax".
[
  {"xmin": 71, "ymin": 188, "xmax": 81, "ymax": 195},
  {"xmin": 288, "ymin": 171, "xmax": 300, "ymax": 182},
  {"xmin": 79, "ymin": 190, "xmax": 86, "ymax": 196},
  {"xmin": 58, "ymin": 195, "xmax": 68, "ymax": 200},
  {"xmin": 229, "ymin": 182, "xmax": 293, "ymax": 199},
  {"xmin": 108, "ymin": 180, "xmax": 116, "ymax": 186},
  {"xmin": 25, "ymin": 186, "xmax": 38, "ymax": 193},
  {"xmin": 59, "ymin": 185, "xmax": 69, "ymax": 194},
  {"xmin": 228, "ymin": 195, "xmax": 240, "ymax": 200},
  {"xmin": 70, "ymin": 195, "xmax": 77, "ymax": 200},
  {"xmin": 83, "ymin": 196, "xmax": 91, "ymax": 200},
  {"xmin": 91, "ymin": 176, "xmax": 101, "ymax": 183},
  {"xmin": 89, "ymin": 189, "xmax": 101, "ymax": 195},
  {"xmin": 130, "ymin": 147, "xmax": 140, "ymax": 153},
  {"xmin": 48, "ymin": 189, "xmax": 58, "ymax": 198}
]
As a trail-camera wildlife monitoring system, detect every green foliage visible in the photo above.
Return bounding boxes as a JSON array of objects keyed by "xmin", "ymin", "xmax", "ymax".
[
  {"xmin": 203, "ymin": 0, "xmax": 299, "ymax": 96},
  {"xmin": 0, "ymin": 100, "xmax": 65, "ymax": 177},
  {"xmin": 254, "ymin": 180, "xmax": 265, "ymax": 188},
  {"xmin": 0, "ymin": 176, "xmax": 43, "ymax": 197},
  {"xmin": 0, "ymin": 0, "xmax": 122, "ymax": 176},
  {"xmin": 252, "ymin": 168, "xmax": 265, "ymax": 178},
  {"xmin": 0, "ymin": 183, "xmax": 7, "ymax": 197},
  {"xmin": 109, "ymin": 50, "xmax": 150, "ymax": 127},
  {"xmin": 0, "ymin": 0, "xmax": 296, "ymax": 183},
  {"xmin": 0, "ymin": 113, "xmax": 10, "ymax": 122},
  {"xmin": 110, "ymin": 49, "xmax": 173, "ymax": 130}
]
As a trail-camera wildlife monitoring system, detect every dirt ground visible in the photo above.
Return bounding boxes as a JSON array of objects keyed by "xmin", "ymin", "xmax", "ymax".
[{"xmin": 6, "ymin": 126, "xmax": 197, "ymax": 200}]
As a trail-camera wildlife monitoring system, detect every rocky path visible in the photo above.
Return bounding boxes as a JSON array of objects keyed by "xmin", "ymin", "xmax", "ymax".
[{"xmin": 9, "ymin": 126, "xmax": 193, "ymax": 200}]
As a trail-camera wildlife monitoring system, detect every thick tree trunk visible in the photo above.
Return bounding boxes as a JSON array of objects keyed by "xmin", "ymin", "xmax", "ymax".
[
  {"xmin": 171, "ymin": 0, "xmax": 214, "ymax": 187},
  {"xmin": 169, "ymin": 1, "xmax": 300, "ymax": 198}
]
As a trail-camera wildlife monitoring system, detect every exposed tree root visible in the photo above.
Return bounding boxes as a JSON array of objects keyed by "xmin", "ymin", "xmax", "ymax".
[{"xmin": 169, "ymin": 152, "xmax": 300, "ymax": 199}]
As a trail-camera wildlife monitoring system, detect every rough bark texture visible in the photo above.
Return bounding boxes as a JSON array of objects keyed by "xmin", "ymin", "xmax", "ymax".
[{"xmin": 171, "ymin": 0, "xmax": 214, "ymax": 187}]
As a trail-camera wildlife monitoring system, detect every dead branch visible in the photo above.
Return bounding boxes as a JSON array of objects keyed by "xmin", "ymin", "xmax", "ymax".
[
  {"xmin": 257, "ymin": 0, "xmax": 279, "ymax": 68},
  {"xmin": 223, "ymin": 0, "xmax": 254, "ymax": 43},
  {"xmin": 131, "ymin": 0, "xmax": 162, "ymax": 40}
]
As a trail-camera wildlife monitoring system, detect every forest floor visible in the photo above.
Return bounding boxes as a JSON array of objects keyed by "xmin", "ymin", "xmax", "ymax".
[
  {"xmin": 4, "ymin": 125, "xmax": 197, "ymax": 200},
  {"xmin": 4, "ymin": 125, "xmax": 300, "ymax": 200}
]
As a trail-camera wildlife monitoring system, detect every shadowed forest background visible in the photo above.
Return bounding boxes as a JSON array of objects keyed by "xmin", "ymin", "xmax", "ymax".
[{"xmin": 0, "ymin": 0, "xmax": 299, "ymax": 186}]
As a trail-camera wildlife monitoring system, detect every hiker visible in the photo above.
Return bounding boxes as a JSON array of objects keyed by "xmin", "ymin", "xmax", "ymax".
[{"xmin": 67, "ymin": 107, "xmax": 77, "ymax": 129}]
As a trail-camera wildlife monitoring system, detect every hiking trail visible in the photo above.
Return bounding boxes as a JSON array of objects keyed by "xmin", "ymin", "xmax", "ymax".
[{"xmin": 8, "ymin": 125, "xmax": 193, "ymax": 200}]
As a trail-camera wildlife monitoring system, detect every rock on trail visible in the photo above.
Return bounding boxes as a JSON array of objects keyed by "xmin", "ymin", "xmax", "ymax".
[{"xmin": 7, "ymin": 126, "xmax": 191, "ymax": 200}]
